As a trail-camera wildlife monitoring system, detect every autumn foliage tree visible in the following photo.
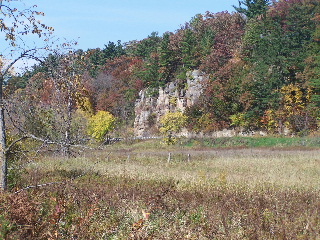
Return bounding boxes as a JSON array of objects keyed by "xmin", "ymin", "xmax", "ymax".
[
  {"xmin": 85, "ymin": 55, "xmax": 143, "ymax": 124},
  {"xmin": 160, "ymin": 111, "xmax": 187, "ymax": 144},
  {"xmin": 88, "ymin": 111, "xmax": 116, "ymax": 142}
]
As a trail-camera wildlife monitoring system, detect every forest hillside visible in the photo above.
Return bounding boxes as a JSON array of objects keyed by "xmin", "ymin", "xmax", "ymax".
[{"xmin": 5, "ymin": 0, "xmax": 320, "ymax": 141}]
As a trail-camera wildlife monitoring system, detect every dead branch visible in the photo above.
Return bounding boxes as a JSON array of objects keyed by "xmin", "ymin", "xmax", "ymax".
[{"xmin": 14, "ymin": 181, "xmax": 65, "ymax": 194}]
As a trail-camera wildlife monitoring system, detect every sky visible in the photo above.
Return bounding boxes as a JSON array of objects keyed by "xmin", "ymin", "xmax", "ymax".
[{"xmin": 27, "ymin": 0, "xmax": 240, "ymax": 51}]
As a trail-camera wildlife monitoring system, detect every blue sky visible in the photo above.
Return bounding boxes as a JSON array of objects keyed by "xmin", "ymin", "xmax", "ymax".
[{"xmin": 28, "ymin": 0, "xmax": 240, "ymax": 51}]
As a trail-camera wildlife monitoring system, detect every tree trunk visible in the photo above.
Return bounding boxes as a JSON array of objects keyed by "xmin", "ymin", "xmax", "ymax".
[
  {"xmin": 0, "ymin": 77, "xmax": 7, "ymax": 191},
  {"xmin": 62, "ymin": 78, "xmax": 75, "ymax": 158},
  {"xmin": 63, "ymin": 95, "xmax": 72, "ymax": 157}
]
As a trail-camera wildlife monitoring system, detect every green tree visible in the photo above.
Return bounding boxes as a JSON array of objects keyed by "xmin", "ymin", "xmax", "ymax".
[
  {"xmin": 180, "ymin": 29, "xmax": 199, "ymax": 71},
  {"xmin": 307, "ymin": 13, "xmax": 320, "ymax": 107},
  {"xmin": 137, "ymin": 53, "xmax": 161, "ymax": 90},
  {"xmin": 127, "ymin": 32, "xmax": 162, "ymax": 91},
  {"xmin": 233, "ymin": 0, "xmax": 270, "ymax": 19},
  {"xmin": 159, "ymin": 32, "xmax": 177, "ymax": 84},
  {"xmin": 129, "ymin": 32, "xmax": 161, "ymax": 59},
  {"xmin": 103, "ymin": 40, "xmax": 126, "ymax": 60}
]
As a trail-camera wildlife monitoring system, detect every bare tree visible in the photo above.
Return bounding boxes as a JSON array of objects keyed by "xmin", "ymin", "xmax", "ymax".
[
  {"xmin": 0, "ymin": 0, "xmax": 54, "ymax": 190},
  {"xmin": 45, "ymin": 52, "xmax": 89, "ymax": 157}
]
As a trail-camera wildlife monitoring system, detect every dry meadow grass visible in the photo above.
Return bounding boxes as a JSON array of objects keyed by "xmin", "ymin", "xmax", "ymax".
[
  {"xmin": 1, "ymin": 139, "xmax": 319, "ymax": 239},
  {"xmin": 34, "ymin": 147, "xmax": 320, "ymax": 190}
]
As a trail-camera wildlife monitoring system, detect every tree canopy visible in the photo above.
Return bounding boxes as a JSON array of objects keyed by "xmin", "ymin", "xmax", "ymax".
[{"xmin": 5, "ymin": 0, "xmax": 320, "ymax": 142}]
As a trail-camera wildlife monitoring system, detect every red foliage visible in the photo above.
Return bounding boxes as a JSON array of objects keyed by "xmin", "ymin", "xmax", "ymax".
[
  {"xmin": 200, "ymin": 12, "xmax": 246, "ymax": 73},
  {"xmin": 84, "ymin": 56, "xmax": 144, "ymax": 117},
  {"xmin": 268, "ymin": 0, "xmax": 305, "ymax": 19},
  {"xmin": 25, "ymin": 73, "xmax": 55, "ymax": 106}
]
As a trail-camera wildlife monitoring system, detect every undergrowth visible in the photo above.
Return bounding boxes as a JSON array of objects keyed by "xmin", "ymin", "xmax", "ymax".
[{"xmin": 0, "ymin": 171, "xmax": 319, "ymax": 239}]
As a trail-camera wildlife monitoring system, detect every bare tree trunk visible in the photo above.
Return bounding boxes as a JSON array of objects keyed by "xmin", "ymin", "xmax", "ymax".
[
  {"xmin": 0, "ymin": 77, "xmax": 7, "ymax": 191},
  {"xmin": 63, "ymin": 94, "xmax": 72, "ymax": 157}
]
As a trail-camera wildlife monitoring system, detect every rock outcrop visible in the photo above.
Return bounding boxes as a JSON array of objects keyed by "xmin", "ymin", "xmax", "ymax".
[{"xmin": 134, "ymin": 70, "xmax": 205, "ymax": 137}]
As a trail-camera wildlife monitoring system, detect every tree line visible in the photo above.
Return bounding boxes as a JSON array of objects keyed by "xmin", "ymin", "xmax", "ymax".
[{"xmin": 9, "ymin": 0, "xmax": 319, "ymax": 135}]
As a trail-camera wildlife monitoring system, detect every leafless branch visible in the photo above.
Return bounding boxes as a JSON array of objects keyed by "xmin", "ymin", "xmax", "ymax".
[
  {"xmin": 2, "ymin": 48, "xmax": 44, "ymax": 76},
  {"xmin": 14, "ymin": 181, "xmax": 65, "ymax": 194},
  {"xmin": 5, "ymin": 135, "xmax": 28, "ymax": 153}
]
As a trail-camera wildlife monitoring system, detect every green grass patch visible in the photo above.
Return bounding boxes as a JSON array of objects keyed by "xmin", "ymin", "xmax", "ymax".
[{"xmin": 180, "ymin": 136, "xmax": 320, "ymax": 148}]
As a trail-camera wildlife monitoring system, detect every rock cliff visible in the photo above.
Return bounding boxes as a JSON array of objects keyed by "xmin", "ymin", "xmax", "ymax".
[{"xmin": 134, "ymin": 70, "xmax": 205, "ymax": 137}]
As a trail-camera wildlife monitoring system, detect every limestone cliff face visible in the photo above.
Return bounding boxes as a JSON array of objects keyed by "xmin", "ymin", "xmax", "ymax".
[{"xmin": 134, "ymin": 70, "xmax": 205, "ymax": 137}]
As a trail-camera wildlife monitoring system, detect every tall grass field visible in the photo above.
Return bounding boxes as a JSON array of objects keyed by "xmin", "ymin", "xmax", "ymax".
[{"xmin": 1, "ymin": 137, "xmax": 319, "ymax": 239}]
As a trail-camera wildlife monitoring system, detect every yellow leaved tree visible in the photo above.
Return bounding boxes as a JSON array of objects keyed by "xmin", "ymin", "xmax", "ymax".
[
  {"xmin": 159, "ymin": 111, "xmax": 188, "ymax": 145},
  {"xmin": 280, "ymin": 84, "xmax": 313, "ymax": 133},
  {"xmin": 88, "ymin": 111, "xmax": 116, "ymax": 142},
  {"xmin": 262, "ymin": 84, "xmax": 314, "ymax": 134}
]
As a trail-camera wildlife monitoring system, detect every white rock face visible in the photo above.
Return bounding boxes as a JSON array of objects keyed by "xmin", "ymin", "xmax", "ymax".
[{"xmin": 134, "ymin": 70, "xmax": 205, "ymax": 137}]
